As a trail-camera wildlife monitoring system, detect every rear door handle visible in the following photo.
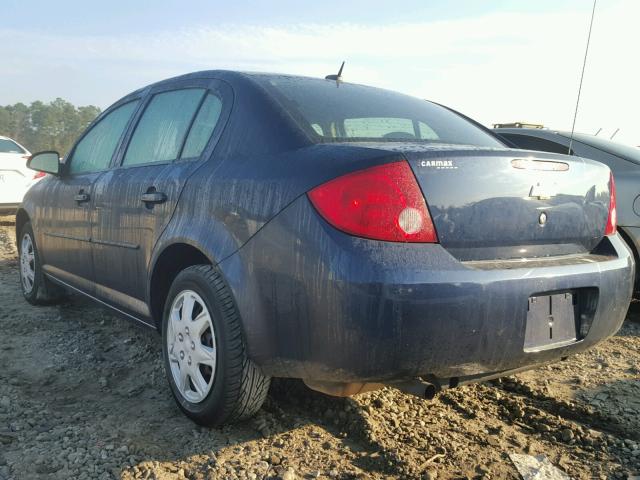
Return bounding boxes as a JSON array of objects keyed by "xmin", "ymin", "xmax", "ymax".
[
  {"xmin": 74, "ymin": 192, "xmax": 90, "ymax": 203},
  {"xmin": 141, "ymin": 192, "xmax": 167, "ymax": 204}
]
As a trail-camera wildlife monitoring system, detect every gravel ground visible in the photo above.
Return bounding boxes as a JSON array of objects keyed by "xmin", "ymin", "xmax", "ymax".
[{"xmin": 1, "ymin": 216, "xmax": 639, "ymax": 480}]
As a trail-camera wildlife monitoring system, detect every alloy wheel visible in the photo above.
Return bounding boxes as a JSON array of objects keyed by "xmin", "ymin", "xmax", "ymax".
[
  {"xmin": 20, "ymin": 233, "xmax": 35, "ymax": 294},
  {"xmin": 167, "ymin": 290, "xmax": 217, "ymax": 403}
]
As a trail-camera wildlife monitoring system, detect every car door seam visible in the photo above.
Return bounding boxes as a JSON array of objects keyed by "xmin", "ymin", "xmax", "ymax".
[{"xmin": 148, "ymin": 79, "xmax": 236, "ymax": 267}]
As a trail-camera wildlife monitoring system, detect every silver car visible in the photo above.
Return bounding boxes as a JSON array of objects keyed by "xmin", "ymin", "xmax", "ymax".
[{"xmin": 495, "ymin": 127, "xmax": 640, "ymax": 289}]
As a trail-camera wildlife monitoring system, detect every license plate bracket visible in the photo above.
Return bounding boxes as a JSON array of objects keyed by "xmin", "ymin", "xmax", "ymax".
[{"xmin": 524, "ymin": 292, "xmax": 578, "ymax": 352}]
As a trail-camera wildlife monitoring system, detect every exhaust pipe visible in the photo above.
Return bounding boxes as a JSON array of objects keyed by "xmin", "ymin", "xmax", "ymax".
[
  {"xmin": 393, "ymin": 379, "xmax": 440, "ymax": 400},
  {"xmin": 302, "ymin": 376, "xmax": 458, "ymax": 400}
]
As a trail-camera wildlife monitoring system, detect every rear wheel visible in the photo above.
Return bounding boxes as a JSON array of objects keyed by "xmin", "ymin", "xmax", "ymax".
[
  {"xmin": 18, "ymin": 222, "xmax": 65, "ymax": 305},
  {"xmin": 161, "ymin": 264, "xmax": 270, "ymax": 426}
]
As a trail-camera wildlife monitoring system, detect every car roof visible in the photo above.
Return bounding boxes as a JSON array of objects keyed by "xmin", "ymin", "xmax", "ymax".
[
  {"xmin": 141, "ymin": 70, "xmax": 303, "ymax": 86},
  {"xmin": 113, "ymin": 70, "xmax": 310, "ymax": 108},
  {"xmin": 156, "ymin": 69, "xmax": 342, "ymax": 81},
  {"xmin": 132, "ymin": 70, "xmax": 390, "ymax": 97}
]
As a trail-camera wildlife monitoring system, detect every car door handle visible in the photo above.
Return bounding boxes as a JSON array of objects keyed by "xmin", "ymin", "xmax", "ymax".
[
  {"xmin": 140, "ymin": 192, "xmax": 167, "ymax": 204},
  {"xmin": 74, "ymin": 193, "xmax": 90, "ymax": 203}
]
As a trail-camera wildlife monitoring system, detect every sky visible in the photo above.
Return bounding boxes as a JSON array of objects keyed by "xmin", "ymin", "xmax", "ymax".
[{"xmin": 1, "ymin": 0, "xmax": 638, "ymax": 144}]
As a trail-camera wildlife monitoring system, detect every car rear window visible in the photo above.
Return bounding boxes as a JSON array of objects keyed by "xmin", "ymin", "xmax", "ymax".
[
  {"xmin": 253, "ymin": 75, "xmax": 502, "ymax": 147},
  {"xmin": 343, "ymin": 118, "xmax": 439, "ymax": 140},
  {"xmin": 498, "ymin": 133, "xmax": 573, "ymax": 155},
  {"xmin": 0, "ymin": 139, "xmax": 25, "ymax": 154}
]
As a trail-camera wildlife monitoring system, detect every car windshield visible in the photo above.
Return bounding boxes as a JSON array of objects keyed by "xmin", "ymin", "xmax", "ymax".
[
  {"xmin": 0, "ymin": 138, "xmax": 25, "ymax": 154},
  {"xmin": 253, "ymin": 75, "xmax": 503, "ymax": 147},
  {"xmin": 560, "ymin": 132, "xmax": 640, "ymax": 165}
]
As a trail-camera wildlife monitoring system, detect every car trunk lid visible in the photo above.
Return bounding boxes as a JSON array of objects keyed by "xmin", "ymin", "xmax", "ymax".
[{"xmin": 359, "ymin": 143, "xmax": 611, "ymax": 261}]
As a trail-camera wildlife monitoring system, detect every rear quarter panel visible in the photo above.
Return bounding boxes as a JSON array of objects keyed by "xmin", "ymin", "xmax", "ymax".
[{"xmin": 149, "ymin": 75, "xmax": 405, "ymax": 312}]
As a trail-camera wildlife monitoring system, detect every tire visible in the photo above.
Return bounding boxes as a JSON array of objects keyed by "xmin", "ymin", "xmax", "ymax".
[
  {"xmin": 18, "ymin": 221, "xmax": 66, "ymax": 305},
  {"xmin": 161, "ymin": 264, "xmax": 270, "ymax": 426}
]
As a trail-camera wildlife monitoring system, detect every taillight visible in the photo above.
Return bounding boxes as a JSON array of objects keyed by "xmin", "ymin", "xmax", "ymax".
[
  {"xmin": 33, "ymin": 171, "xmax": 46, "ymax": 180},
  {"xmin": 605, "ymin": 171, "xmax": 617, "ymax": 236},
  {"xmin": 308, "ymin": 161, "xmax": 438, "ymax": 242}
]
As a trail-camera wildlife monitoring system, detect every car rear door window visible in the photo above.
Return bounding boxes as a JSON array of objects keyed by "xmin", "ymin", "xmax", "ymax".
[
  {"xmin": 123, "ymin": 89, "xmax": 205, "ymax": 166},
  {"xmin": 181, "ymin": 94, "xmax": 223, "ymax": 159},
  {"xmin": 68, "ymin": 100, "xmax": 139, "ymax": 175}
]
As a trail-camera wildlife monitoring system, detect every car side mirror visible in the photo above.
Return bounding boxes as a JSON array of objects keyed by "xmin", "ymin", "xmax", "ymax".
[{"xmin": 27, "ymin": 151, "xmax": 61, "ymax": 176}]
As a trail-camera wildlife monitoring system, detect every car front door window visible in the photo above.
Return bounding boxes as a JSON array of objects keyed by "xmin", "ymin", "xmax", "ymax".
[
  {"xmin": 68, "ymin": 101, "xmax": 139, "ymax": 174},
  {"xmin": 38, "ymin": 100, "xmax": 139, "ymax": 291}
]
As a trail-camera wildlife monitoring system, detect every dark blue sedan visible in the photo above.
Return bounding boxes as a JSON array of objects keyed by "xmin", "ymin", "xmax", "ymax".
[{"xmin": 18, "ymin": 71, "xmax": 633, "ymax": 425}]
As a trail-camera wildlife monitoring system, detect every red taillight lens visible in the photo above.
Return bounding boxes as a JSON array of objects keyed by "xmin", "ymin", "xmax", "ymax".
[
  {"xmin": 33, "ymin": 171, "xmax": 46, "ymax": 180},
  {"xmin": 605, "ymin": 171, "xmax": 617, "ymax": 236},
  {"xmin": 308, "ymin": 161, "xmax": 438, "ymax": 243}
]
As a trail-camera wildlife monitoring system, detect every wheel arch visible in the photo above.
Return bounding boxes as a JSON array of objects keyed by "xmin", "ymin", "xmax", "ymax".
[
  {"xmin": 148, "ymin": 241, "xmax": 214, "ymax": 330},
  {"xmin": 15, "ymin": 208, "xmax": 30, "ymax": 243}
]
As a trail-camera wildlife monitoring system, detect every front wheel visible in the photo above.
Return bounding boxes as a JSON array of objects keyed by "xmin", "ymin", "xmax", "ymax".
[
  {"xmin": 18, "ymin": 222, "xmax": 65, "ymax": 305},
  {"xmin": 162, "ymin": 264, "xmax": 270, "ymax": 426}
]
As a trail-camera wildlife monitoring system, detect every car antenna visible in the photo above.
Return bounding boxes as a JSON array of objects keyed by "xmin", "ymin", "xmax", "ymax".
[
  {"xmin": 594, "ymin": 128, "xmax": 602, "ymax": 136},
  {"xmin": 325, "ymin": 61, "xmax": 345, "ymax": 86},
  {"xmin": 610, "ymin": 128, "xmax": 620, "ymax": 140},
  {"xmin": 568, "ymin": 0, "xmax": 597, "ymax": 155}
]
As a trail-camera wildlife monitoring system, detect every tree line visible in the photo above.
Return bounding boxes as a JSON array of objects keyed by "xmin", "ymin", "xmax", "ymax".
[{"xmin": 0, "ymin": 98, "xmax": 101, "ymax": 156}]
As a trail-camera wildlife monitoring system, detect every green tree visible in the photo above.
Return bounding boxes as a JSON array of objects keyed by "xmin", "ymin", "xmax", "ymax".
[{"xmin": 0, "ymin": 99, "xmax": 101, "ymax": 155}]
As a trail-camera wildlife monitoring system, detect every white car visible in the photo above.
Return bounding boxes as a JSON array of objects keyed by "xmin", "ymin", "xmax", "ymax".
[{"xmin": 0, "ymin": 136, "xmax": 42, "ymax": 213}]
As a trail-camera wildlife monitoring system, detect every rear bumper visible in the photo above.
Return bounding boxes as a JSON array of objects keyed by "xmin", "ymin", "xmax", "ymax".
[
  {"xmin": 618, "ymin": 225, "xmax": 640, "ymax": 284},
  {"xmin": 221, "ymin": 196, "xmax": 634, "ymax": 383}
]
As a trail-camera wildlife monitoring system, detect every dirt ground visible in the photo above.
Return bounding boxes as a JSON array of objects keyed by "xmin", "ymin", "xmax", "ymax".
[{"xmin": 0, "ymin": 217, "xmax": 639, "ymax": 480}]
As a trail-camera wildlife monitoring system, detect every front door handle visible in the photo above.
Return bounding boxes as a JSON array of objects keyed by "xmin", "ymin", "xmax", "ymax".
[
  {"xmin": 141, "ymin": 192, "xmax": 167, "ymax": 204},
  {"xmin": 74, "ymin": 192, "xmax": 90, "ymax": 203}
]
